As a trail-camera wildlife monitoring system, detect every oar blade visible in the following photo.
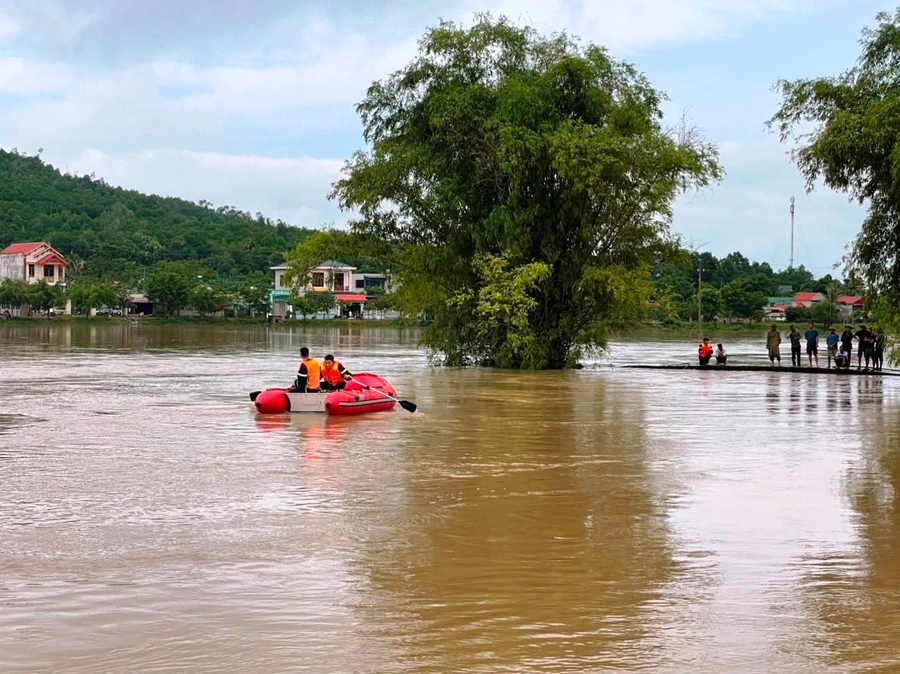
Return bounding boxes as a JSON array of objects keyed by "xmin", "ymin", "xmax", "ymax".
[
  {"xmin": 398, "ymin": 399, "xmax": 417, "ymax": 413},
  {"xmin": 250, "ymin": 390, "xmax": 261, "ymax": 402}
]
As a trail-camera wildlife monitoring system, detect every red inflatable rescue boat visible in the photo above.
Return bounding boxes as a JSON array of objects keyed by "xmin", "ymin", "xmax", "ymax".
[{"xmin": 252, "ymin": 373, "xmax": 397, "ymax": 416}]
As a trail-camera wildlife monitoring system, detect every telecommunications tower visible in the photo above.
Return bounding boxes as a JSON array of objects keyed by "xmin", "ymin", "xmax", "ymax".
[{"xmin": 789, "ymin": 196, "xmax": 795, "ymax": 269}]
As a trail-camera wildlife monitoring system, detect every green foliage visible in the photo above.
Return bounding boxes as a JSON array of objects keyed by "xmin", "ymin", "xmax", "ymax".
[
  {"xmin": 446, "ymin": 254, "xmax": 551, "ymax": 367},
  {"xmin": 144, "ymin": 262, "xmax": 197, "ymax": 316},
  {"xmin": 307, "ymin": 291, "xmax": 337, "ymax": 318},
  {"xmin": 0, "ymin": 149, "xmax": 315, "ymax": 285},
  {"xmin": 68, "ymin": 281, "xmax": 120, "ymax": 317},
  {"xmin": 190, "ymin": 285, "xmax": 227, "ymax": 317},
  {"xmin": 239, "ymin": 272, "xmax": 271, "ymax": 318},
  {"xmin": 29, "ymin": 280, "xmax": 63, "ymax": 316},
  {"xmin": 769, "ymin": 9, "xmax": 900, "ymax": 313},
  {"xmin": 721, "ymin": 276, "xmax": 769, "ymax": 320},
  {"xmin": 331, "ymin": 15, "xmax": 722, "ymax": 368},
  {"xmin": 810, "ymin": 299, "xmax": 840, "ymax": 326},
  {"xmin": 0, "ymin": 279, "xmax": 32, "ymax": 309},
  {"xmin": 650, "ymin": 248, "xmax": 854, "ymax": 322}
]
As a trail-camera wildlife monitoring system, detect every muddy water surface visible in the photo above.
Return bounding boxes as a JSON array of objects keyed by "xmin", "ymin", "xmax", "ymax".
[{"xmin": 1, "ymin": 322, "xmax": 899, "ymax": 673}]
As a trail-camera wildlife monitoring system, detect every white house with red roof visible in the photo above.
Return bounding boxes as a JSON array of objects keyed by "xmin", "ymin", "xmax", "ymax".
[{"xmin": 0, "ymin": 241, "xmax": 67, "ymax": 285}]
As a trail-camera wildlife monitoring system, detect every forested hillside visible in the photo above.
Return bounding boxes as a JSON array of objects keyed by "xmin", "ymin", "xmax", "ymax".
[{"xmin": 0, "ymin": 149, "xmax": 315, "ymax": 281}]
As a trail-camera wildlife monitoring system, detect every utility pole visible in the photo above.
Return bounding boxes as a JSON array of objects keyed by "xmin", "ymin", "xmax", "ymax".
[
  {"xmin": 790, "ymin": 196, "xmax": 795, "ymax": 270},
  {"xmin": 698, "ymin": 261, "xmax": 703, "ymax": 336}
]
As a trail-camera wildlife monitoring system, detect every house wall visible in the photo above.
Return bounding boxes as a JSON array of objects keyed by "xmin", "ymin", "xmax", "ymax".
[{"xmin": 0, "ymin": 253, "xmax": 25, "ymax": 281}]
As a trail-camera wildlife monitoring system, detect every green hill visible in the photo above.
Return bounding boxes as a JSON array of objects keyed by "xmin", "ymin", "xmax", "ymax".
[{"xmin": 0, "ymin": 149, "xmax": 315, "ymax": 282}]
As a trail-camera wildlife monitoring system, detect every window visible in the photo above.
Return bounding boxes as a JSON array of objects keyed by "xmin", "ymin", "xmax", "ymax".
[
  {"xmin": 334, "ymin": 273, "xmax": 344, "ymax": 291},
  {"xmin": 276, "ymin": 273, "xmax": 283, "ymax": 288},
  {"xmin": 44, "ymin": 266, "xmax": 54, "ymax": 278},
  {"xmin": 355, "ymin": 279, "xmax": 365, "ymax": 289},
  {"xmin": 312, "ymin": 272, "xmax": 325, "ymax": 288},
  {"xmin": 28, "ymin": 264, "xmax": 35, "ymax": 278}
]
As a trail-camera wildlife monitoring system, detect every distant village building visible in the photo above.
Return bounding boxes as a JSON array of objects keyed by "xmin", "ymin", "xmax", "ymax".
[
  {"xmin": 836, "ymin": 295, "xmax": 864, "ymax": 320},
  {"xmin": 0, "ymin": 241, "xmax": 67, "ymax": 285},
  {"xmin": 791, "ymin": 292, "xmax": 826, "ymax": 308},
  {"xmin": 764, "ymin": 296, "xmax": 793, "ymax": 322},
  {"xmin": 268, "ymin": 260, "xmax": 393, "ymax": 321}
]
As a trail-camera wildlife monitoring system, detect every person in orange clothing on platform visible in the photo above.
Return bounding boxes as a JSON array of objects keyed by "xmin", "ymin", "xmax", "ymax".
[
  {"xmin": 320, "ymin": 354, "xmax": 353, "ymax": 391},
  {"xmin": 293, "ymin": 347, "xmax": 322, "ymax": 392},
  {"xmin": 698, "ymin": 338, "xmax": 713, "ymax": 366}
]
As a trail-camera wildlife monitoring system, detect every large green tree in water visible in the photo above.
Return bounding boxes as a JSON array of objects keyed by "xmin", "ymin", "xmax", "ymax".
[
  {"xmin": 332, "ymin": 16, "xmax": 722, "ymax": 368},
  {"xmin": 770, "ymin": 10, "xmax": 900, "ymax": 330}
]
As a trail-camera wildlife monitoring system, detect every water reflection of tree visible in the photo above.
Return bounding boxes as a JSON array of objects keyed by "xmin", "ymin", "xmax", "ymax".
[
  {"xmin": 794, "ymin": 377, "xmax": 900, "ymax": 669},
  {"xmin": 348, "ymin": 371, "xmax": 679, "ymax": 672}
]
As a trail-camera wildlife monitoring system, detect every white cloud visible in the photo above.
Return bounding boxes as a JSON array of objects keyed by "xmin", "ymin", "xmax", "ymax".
[
  {"xmin": 0, "ymin": 11, "xmax": 20, "ymax": 43},
  {"xmin": 62, "ymin": 148, "xmax": 345, "ymax": 227},
  {"xmin": 0, "ymin": 0, "xmax": 868, "ymax": 263},
  {"xmin": 467, "ymin": 0, "xmax": 817, "ymax": 53},
  {"xmin": 673, "ymin": 138, "xmax": 864, "ymax": 272}
]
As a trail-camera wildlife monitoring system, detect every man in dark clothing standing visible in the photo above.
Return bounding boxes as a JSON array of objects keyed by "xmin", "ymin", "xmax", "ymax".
[
  {"xmin": 855, "ymin": 324, "xmax": 872, "ymax": 370},
  {"xmin": 840, "ymin": 326, "xmax": 855, "ymax": 368},
  {"xmin": 788, "ymin": 325, "xmax": 802, "ymax": 367}
]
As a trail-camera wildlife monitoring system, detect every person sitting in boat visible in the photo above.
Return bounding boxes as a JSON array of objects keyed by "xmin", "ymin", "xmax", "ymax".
[
  {"xmin": 698, "ymin": 338, "xmax": 713, "ymax": 366},
  {"xmin": 715, "ymin": 343, "xmax": 727, "ymax": 365},
  {"xmin": 293, "ymin": 347, "xmax": 322, "ymax": 393},
  {"xmin": 320, "ymin": 354, "xmax": 353, "ymax": 391}
]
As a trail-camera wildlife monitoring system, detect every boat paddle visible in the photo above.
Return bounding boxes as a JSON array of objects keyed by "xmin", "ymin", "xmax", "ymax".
[{"xmin": 349, "ymin": 378, "xmax": 417, "ymax": 413}]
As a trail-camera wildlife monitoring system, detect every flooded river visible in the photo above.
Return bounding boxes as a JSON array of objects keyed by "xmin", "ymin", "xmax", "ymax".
[{"xmin": 2, "ymin": 322, "xmax": 900, "ymax": 673}]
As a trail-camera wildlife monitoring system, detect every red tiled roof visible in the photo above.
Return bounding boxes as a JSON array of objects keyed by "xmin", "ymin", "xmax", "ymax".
[
  {"xmin": 335, "ymin": 294, "xmax": 368, "ymax": 303},
  {"xmin": 836, "ymin": 295, "xmax": 864, "ymax": 306},
  {"xmin": 35, "ymin": 252, "xmax": 66, "ymax": 266},
  {"xmin": 1, "ymin": 241, "xmax": 44, "ymax": 255},
  {"xmin": 793, "ymin": 292, "xmax": 822, "ymax": 301}
]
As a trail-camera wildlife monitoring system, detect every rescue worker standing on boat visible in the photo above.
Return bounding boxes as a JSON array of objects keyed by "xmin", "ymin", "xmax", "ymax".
[
  {"xmin": 294, "ymin": 347, "xmax": 322, "ymax": 393},
  {"xmin": 320, "ymin": 354, "xmax": 352, "ymax": 391}
]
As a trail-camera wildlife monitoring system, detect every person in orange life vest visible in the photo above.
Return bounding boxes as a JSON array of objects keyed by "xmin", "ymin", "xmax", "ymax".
[
  {"xmin": 698, "ymin": 338, "xmax": 713, "ymax": 366},
  {"xmin": 294, "ymin": 347, "xmax": 322, "ymax": 392},
  {"xmin": 320, "ymin": 354, "xmax": 352, "ymax": 391}
]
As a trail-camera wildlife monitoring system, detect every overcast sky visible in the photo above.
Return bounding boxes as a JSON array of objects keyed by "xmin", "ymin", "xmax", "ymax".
[{"xmin": 0, "ymin": 0, "xmax": 888, "ymax": 274}]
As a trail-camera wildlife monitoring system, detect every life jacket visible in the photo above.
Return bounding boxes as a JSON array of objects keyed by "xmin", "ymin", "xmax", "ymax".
[
  {"xmin": 699, "ymin": 343, "xmax": 713, "ymax": 358},
  {"xmin": 321, "ymin": 360, "xmax": 345, "ymax": 386},
  {"xmin": 301, "ymin": 358, "xmax": 321, "ymax": 390}
]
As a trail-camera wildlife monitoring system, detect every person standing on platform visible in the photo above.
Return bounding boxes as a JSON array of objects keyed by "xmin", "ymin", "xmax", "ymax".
[
  {"xmin": 767, "ymin": 324, "xmax": 782, "ymax": 366},
  {"xmin": 840, "ymin": 326, "xmax": 854, "ymax": 368},
  {"xmin": 805, "ymin": 321, "xmax": 820, "ymax": 367},
  {"xmin": 874, "ymin": 329, "xmax": 885, "ymax": 371},
  {"xmin": 788, "ymin": 325, "xmax": 802, "ymax": 367},
  {"xmin": 855, "ymin": 324, "xmax": 872, "ymax": 370},
  {"xmin": 825, "ymin": 327, "xmax": 839, "ymax": 369}
]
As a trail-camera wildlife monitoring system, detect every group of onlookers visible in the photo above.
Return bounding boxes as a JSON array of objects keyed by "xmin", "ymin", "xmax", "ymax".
[
  {"xmin": 766, "ymin": 322, "xmax": 884, "ymax": 370},
  {"xmin": 697, "ymin": 322, "xmax": 886, "ymax": 371}
]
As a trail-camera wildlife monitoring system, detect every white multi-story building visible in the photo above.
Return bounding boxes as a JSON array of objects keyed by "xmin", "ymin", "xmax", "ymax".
[{"xmin": 268, "ymin": 260, "xmax": 392, "ymax": 321}]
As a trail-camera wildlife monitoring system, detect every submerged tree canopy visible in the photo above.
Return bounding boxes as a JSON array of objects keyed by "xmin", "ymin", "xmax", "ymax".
[
  {"xmin": 330, "ymin": 16, "xmax": 722, "ymax": 369},
  {"xmin": 770, "ymin": 10, "xmax": 900, "ymax": 322}
]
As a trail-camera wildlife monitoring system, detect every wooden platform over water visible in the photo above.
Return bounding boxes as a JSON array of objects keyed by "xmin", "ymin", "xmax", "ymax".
[{"xmin": 623, "ymin": 364, "xmax": 900, "ymax": 377}]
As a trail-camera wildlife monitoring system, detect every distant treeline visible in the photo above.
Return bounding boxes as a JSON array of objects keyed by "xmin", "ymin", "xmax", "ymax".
[
  {"xmin": 651, "ymin": 251, "xmax": 856, "ymax": 322},
  {"xmin": 0, "ymin": 149, "xmax": 317, "ymax": 283}
]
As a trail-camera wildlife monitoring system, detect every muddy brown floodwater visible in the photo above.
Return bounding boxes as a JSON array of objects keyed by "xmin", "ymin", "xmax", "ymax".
[{"xmin": 2, "ymin": 322, "xmax": 900, "ymax": 673}]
